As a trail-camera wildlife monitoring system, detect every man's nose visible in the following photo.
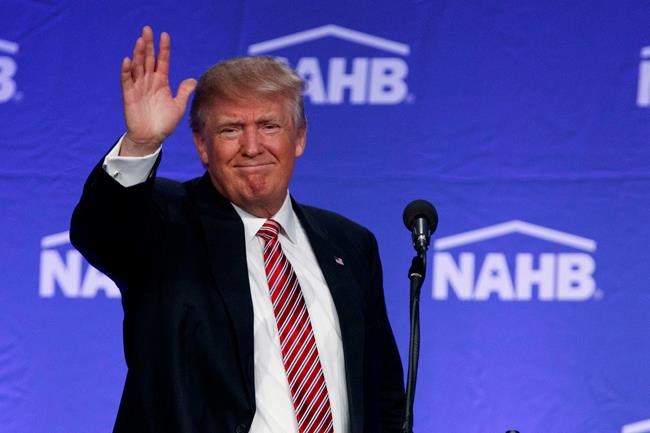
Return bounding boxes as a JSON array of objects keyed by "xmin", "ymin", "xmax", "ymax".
[{"xmin": 240, "ymin": 127, "xmax": 263, "ymax": 156}]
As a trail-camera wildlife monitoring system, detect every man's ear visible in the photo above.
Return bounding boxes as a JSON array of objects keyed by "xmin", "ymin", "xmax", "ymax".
[
  {"xmin": 294, "ymin": 124, "xmax": 307, "ymax": 158},
  {"xmin": 192, "ymin": 131, "xmax": 209, "ymax": 167}
]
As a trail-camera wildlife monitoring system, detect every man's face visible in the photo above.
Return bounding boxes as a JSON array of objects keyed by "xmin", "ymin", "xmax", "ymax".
[{"xmin": 192, "ymin": 96, "xmax": 306, "ymax": 217}]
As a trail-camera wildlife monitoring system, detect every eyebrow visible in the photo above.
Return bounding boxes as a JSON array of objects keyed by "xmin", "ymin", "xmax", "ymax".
[
  {"xmin": 213, "ymin": 121, "xmax": 244, "ymax": 129},
  {"xmin": 255, "ymin": 114, "xmax": 283, "ymax": 124},
  {"xmin": 213, "ymin": 115, "xmax": 283, "ymax": 129}
]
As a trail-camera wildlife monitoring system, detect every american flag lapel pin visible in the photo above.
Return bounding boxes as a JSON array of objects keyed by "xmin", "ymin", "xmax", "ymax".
[{"xmin": 334, "ymin": 257, "xmax": 344, "ymax": 266}]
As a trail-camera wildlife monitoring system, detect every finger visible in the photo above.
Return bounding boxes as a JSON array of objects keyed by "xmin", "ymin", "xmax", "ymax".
[
  {"xmin": 156, "ymin": 31, "xmax": 170, "ymax": 76},
  {"xmin": 143, "ymin": 25, "xmax": 155, "ymax": 74},
  {"xmin": 174, "ymin": 78, "xmax": 197, "ymax": 110},
  {"xmin": 120, "ymin": 57, "xmax": 134, "ymax": 93},
  {"xmin": 131, "ymin": 36, "xmax": 145, "ymax": 81}
]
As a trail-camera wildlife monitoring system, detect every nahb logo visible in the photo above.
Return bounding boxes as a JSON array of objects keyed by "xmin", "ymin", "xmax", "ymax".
[
  {"xmin": 39, "ymin": 231, "xmax": 120, "ymax": 299},
  {"xmin": 432, "ymin": 220, "xmax": 600, "ymax": 302},
  {"xmin": 0, "ymin": 38, "xmax": 20, "ymax": 103},
  {"xmin": 622, "ymin": 419, "xmax": 650, "ymax": 433},
  {"xmin": 248, "ymin": 24, "xmax": 411, "ymax": 105}
]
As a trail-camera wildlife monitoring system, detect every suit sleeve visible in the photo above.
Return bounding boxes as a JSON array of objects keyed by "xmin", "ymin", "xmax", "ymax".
[
  {"xmin": 367, "ymin": 231, "xmax": 406, "ymax": 433},
  {"xmin": 69, "ymin": 150, "xmax": 164, "ymax": 297}
]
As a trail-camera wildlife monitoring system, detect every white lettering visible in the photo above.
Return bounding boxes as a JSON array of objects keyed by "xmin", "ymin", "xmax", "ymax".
[
  {"xmin": 369, "ymin": 58, "xmax": 408, "ymax": 104},
  {"xmin": 432, "ymin": 251, "xmax": 597, "ymax": 302},
  {"xmin": 328, "ymin": 57, "xmax": 368, "ymax": 104},
  {"xmin": 293, "ymin": 56, "xmax": 409, "ymax": 105},
  {"xmin": 39, "ymin": 248, "xmax": 120, "ymax": 298},
  {"xmin": 515, "ymin": 253, "xmax": 555, "ymax": 301},
  {"xmin": 39, "ymin": 250, "xmax": 81, "ymax": 298},
  {"xmin": 474, "ymin": 253, "xmax": 514, "ymax": 301},
  {"xmin": 0, "ymin": 56, "xmax": 17, "ymax": 103},
  {"xmin": 637, "ymin": 47, "xmax": 650, "ymax": 107},
  {"xmin": 556, "ymin": 253, "xmax": 595, "ymax": 300},
  {"xmin": 433, "ymin": 252, "xmax": 474, "ymax": 300}
]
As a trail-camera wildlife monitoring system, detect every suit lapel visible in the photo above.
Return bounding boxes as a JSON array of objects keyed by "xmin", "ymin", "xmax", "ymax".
[
  {"xmin": 190, "ymin": 174, "xmax": 255, "ymax": 405},
  {"xmin": 292, "ymin": 200, "xmax": 365, "ymax": 433}
]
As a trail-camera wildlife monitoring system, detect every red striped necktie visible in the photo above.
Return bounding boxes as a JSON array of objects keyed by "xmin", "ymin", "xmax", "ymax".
[{"xmin": 257, "ymin": 219, "xmax": 334, "ymax": 433}]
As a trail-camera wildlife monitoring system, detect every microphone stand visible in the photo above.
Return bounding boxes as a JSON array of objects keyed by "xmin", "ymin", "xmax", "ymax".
[{"xmin": 402, "ymin": 253, "xmax": 426, "ymax": 433}]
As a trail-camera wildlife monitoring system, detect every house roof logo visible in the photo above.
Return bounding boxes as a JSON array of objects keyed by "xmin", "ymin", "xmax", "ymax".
[
  {"xmin": 434, "ymin": 220, "xmax": 597, "ymax": 252},
  {"xmin": 247, "ymin": 24, "xmax": 410, "ymax": 55},
  {"xmin": 432, "ymin": 220, "xmax": 599, "ymax": 301},
  {"xmin": 247, "ymin": 25, "xmax": 412, "ymax": 105},
  {"xmin": 0, "ymin": 39, "xmax": 19, "ymax": 55},
  {"xmin": 41, "ymin": 230, "xmax": 70, "ymax": 248},
  {"xmin": 623, "ymin": 419, "xmax": 650, "ymax": 433}
]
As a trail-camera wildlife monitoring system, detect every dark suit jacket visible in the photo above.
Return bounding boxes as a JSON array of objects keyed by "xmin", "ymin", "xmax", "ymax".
[{"xmin": 70, "ymin": 157, "xmax": 405, "ymax": 433}]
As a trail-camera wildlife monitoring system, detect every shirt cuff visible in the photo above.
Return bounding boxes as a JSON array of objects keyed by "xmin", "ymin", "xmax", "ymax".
[{"xmin": 102, "ymin": 134, "xmax": 161, "ymax": 187}]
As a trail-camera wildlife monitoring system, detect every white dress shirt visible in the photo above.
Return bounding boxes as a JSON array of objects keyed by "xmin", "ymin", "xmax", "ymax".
[{"xmin": 103, "ymin": 138, "xmax": 349, "ymax": 433}]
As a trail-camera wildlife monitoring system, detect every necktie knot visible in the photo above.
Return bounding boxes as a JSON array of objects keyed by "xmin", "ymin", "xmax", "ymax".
[{"xmin": 257, "ymin": 219, "xmax": 280, "ymax": 242}]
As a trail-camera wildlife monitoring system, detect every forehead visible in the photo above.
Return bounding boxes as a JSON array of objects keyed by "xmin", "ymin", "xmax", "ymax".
[{"xmin": 206, "ymin": 96, "xmax": 290, "ymax": 123}]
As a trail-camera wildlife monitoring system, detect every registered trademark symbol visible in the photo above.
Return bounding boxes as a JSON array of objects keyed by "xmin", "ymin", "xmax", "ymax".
[
  {"xmin": 593, "ymin": 289, "xmax": 604, "ymax": 300},
  {"xmin": 13, "ymin": 91, "xmax": 23, "ymax": 102}
]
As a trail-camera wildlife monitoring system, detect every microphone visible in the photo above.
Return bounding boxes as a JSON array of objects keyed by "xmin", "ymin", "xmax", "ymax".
[
  {"xmin": 402, "ymin": 199, "xmax": 438, "ymax": 255},
  {"xmin": 401, "ymin": 199, "xmax": 438, "ymax": 433}
]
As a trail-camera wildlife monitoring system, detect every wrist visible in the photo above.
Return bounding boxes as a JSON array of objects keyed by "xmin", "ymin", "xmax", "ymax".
[{"xmin": 120, "ymin": 133, "xmax": 163, "ymax": 157}]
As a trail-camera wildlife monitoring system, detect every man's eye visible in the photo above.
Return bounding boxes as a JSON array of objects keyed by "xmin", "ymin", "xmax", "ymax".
[
  {"xmin": 219, "ymin": 128, "xmax": 240, "ymax": 138},
  {"xmin": 262, "ymin": 124, "xmax": 281, "ymax": 133}
]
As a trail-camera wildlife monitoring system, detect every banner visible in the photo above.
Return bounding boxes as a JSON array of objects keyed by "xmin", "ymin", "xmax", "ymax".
[{"xmin": 1, "ymin": 1, "xmax": 649, "ymax": 432}]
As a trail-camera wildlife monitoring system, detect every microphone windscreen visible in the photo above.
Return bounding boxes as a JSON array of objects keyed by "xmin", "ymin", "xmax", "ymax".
[{"xmin": 402, "ymin": 199, "xmax": 438, "ymax": 232}]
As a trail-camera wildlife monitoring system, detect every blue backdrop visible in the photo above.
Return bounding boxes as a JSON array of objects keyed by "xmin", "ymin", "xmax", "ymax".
[{"xmin": 1, "ymin": 1, "xmax": 649, "ymax": 432}]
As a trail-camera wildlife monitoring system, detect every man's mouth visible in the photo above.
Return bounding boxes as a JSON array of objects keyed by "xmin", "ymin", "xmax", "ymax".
[{"xmin": 234, "ymin": 162, "xmax": 274, "ymax": 171}]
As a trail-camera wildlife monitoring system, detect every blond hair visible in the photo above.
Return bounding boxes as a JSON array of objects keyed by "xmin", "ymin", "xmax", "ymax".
[{"xmin": 189, "ymin": 56, "xmax": 305, "ymax": 132}]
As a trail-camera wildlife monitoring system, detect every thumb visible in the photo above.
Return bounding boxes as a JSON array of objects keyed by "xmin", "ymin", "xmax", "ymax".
[{"xmin": 175, "ymin": 78, "xmax": 197, "ymax": 109}]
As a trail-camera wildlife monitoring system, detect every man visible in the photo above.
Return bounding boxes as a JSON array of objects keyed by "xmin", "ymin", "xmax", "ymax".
[{"xmin": 70, "ymin": 26, "xmax": 405, "ymax": 433}]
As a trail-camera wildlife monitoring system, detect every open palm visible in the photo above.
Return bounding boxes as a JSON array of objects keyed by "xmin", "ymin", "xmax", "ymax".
[{"xmin": 120, "ymin": 26, "xmax": 196, "ymax": 156}]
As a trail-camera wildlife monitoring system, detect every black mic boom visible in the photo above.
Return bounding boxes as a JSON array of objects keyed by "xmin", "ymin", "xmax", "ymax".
[
  {"xmin": 401, "ymin": 199, "xmax": 438, "ymax": 433},
  {"xmin": 402, "ymin": 199, "xmax": 438, "ymax": 255}
]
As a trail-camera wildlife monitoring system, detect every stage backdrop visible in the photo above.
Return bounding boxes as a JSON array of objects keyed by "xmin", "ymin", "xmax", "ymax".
[{"xmin": 1, "ymin": 1, "xmax": 649, "ymax": 432}]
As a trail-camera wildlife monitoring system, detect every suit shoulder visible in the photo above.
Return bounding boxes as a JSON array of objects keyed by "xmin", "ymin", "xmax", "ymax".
[
  {"xmin": 151, "ymin": 176, "xmax": 202, "ymax": 202},
  {"xmin": 299, "ymin": 204, "xmax": 376, "ymax": 244},
  {"xmin": 150, "ymin": 176, "xmax": 202, "ymax": 219},
  {"xmin": 152, "ymin": 177, "xmax": 186, "ymax": 197}
]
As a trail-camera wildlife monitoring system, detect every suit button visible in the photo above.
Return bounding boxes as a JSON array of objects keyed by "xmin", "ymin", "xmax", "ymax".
[{"xmin": 235, "ymin": 424, "xmax": 247, "ymax": 433}]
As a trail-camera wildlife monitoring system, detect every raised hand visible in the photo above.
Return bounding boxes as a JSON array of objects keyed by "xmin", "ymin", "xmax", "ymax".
[{"xmin": 120, "ymin": 26, "xmax": 197, "ymax": 156}]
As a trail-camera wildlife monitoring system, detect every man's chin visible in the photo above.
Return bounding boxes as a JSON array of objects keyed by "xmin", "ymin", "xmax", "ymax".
[
  {"xmin": 236, "ymin": 186, "xmax": 287, "ymax": 217},
  {"xmin": 209, "ymin": 174, "xmax": 287, "ymax": 216}
]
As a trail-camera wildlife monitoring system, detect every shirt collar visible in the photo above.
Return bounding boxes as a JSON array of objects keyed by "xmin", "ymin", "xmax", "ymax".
[{"xmin": 231, "ymin": 193, "xmax": 298, "ymax": 244}]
